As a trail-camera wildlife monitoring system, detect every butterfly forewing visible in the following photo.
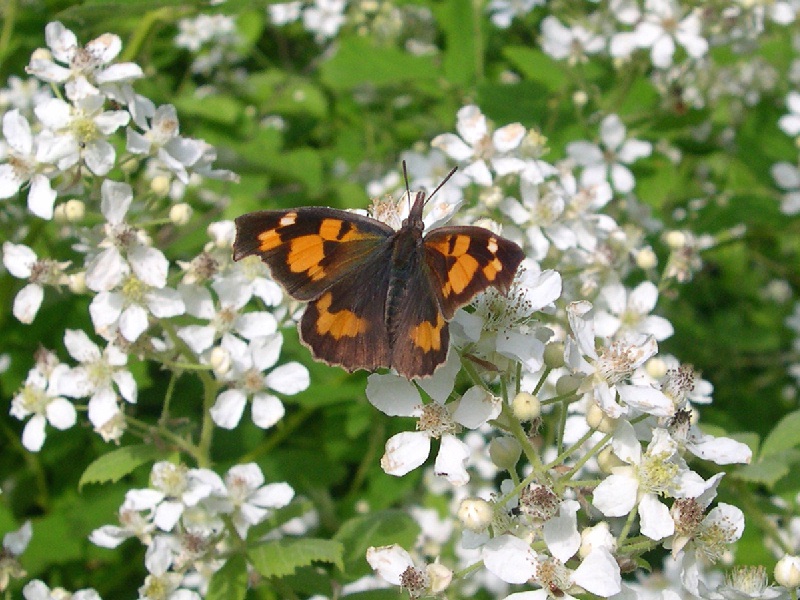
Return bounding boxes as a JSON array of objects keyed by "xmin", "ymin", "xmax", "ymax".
[
  {"xmin": 233, "ymin": 208, "xmax": 394, "ymax": 301},
  {"xmin": 423, "ymin": 226, "xmax": 525, "ymax": 319}
]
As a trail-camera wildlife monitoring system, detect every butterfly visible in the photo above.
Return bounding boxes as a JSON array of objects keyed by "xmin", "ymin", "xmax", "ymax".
[{"xmin": 232, "ymin": 167, "xmax": 525, "ymax": 379}]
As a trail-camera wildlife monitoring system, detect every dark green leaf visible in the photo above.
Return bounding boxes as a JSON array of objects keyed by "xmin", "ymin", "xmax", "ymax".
[
  {"xmin": 78, "ymin": 444, "xmax": 162, "ymax": 489},
  {"xmin": 249, "ymin": 538, "xmax": 344, "ymax": 578},
  {"xmin": 206, "ymin": 555, "xmax": 248, "ymax": 600}
]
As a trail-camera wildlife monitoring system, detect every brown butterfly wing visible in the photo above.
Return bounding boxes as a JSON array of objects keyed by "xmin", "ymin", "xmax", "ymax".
[
  {"xmin": 422, "ymin": 226, "xmax": 525, "ymax": 319},
  {"xmin": 233, "ymin": 208, "xmax": 394, "ymax": 301}
]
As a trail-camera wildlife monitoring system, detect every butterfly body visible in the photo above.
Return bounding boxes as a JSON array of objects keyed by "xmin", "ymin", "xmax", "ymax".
[{"xmin": 233, "ymin": 187, "xmax": 524, "ymax": 379}]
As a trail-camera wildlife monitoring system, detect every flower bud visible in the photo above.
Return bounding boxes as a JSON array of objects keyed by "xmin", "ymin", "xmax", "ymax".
[
  {"xmin": 150, "ymin": 175, "xmax": 171, "ymax": 197},
  {"xmin": 169, "ymin": 203, "xmax": 193, "ymax": 226},
  {"xmin": 426, "ymin": 562, "xmax": 452, "ymax": 594},
  {"xmin": 586, "ymin": 402, "xmax": 617, "ymax": 434},
  {"xmin": 636, "ymin": 247, "xmax": 657, "ymax": 270},
  {"xmin": 511, "ymin": 392, "xmax": 540, "ymax": 421},
  {"xmin": 597, "ymin": 445, "xmax": 625, "ymax": 474},
  {"xmin": 543, "ymin": 342, "xmax": 565, "ymax": 369},
  {"xmin": 30, "ymin": 48, "xmax": 52, "ymax": 62},
  {"xmin": 645, "ymin": 357, "xmax": 667, "ymax": 380},
  {"xmin": 210, "ymin": 346, "xmax": 231, "ymax": 376},
  {"xmin": 665, "ymin": 230, "xmax": 686, "ymax": 249},
  {"xmin": 555, "ymin": 374, "xmax": 581, "ymax": 397},
  {"xmin": 68, "ymin": 272, "xmax": 86, "ymax": 294},
  {"xmin": 54, "ymin": 199, "xmax": 85, "ymax": 223},
  {"xmin": 489, "ymin": 436, "xmax": 521, "ymax": 470},
  {"xmin": 457, "ymin": 498, "xmax": 493, "ymax": 532},
  {"xmin": 775, "ymin": 555, "xmax": 800, "ymax": 588}
]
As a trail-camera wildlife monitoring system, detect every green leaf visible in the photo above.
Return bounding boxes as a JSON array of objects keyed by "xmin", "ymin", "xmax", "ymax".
[
  {"xmin": 206, "ymin": 555, "xmax": 248, "ymax": 600},
  {"xmin": 438, "ymin": 0, "xmax": 477, "ymax": 86},
  {"xmin": 248, "ymin": 538, "xmax": 344, "ymax": 578},
  {"xmin": 760, "ymin": 409, "xmax": 800, "ymax": 458},
  {"xmin": 503, "ymin": 46, "xmax": 567, "ymax": 90},
  {"xmin": 335, "ymin": 510, "xmax": 419, "ymax": 577},
  {"xmin": 733, "ymin": 450, "xmax": 800, "ymax": 487},
  {"xmin": 320, "ymin": 38, "xmax": 438, "ymax": 89},
  {"xmin": 174, "ymin": 94, "xmax": 243, "ymax": 127},
  {"xmin": 78, "ymin": 444, "xmax": 162, "ymax": 489}
]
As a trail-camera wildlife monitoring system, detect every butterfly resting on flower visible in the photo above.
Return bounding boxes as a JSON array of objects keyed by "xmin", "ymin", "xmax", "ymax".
[{"xmin": 233, "ymin": 167, "xmax": 524, "ymax": 379}]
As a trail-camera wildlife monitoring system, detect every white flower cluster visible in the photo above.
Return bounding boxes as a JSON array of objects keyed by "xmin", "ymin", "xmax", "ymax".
[
  {"xmin": 89, "ymin": 461, "xmax": 295, "ymax": 599},
  {"xmin": 0, "ymin": 23, "xmax": 310, "ymax": 595},
  {"xmin": 356, "ymin": 106, "xmax": 755, "ymax": 598}
]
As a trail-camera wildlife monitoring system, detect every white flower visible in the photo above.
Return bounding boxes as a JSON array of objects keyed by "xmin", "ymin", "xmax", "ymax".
[
  {"xmin": 140, "ymin": 462, "xmax": 225, "ymax": 532},
  {"xmin": 23, "ymin": 580, "xmax": 102, "ymax": 600},
  {"xmin": 0, "ymin": 110, "xmax": 57, "ymax": 218},
  {"xmin": 461, "ymin": 261, "xmax": 562, "ymax": 374},
  {"xmin": 771, "ymin": 162, "xmax": 800, "ymax": 216},
  {"xmin": 594, "ymin": 281, "xmax": 674, "ymax": 342},
  {"xmin": 35, "ymin": 94, "xmax": 129, "ymax": 176},
  {"xmin": 2, "ymin": 241, "xmax": 70, "ymax": 323},
  {"xmin": 367, "ymin": 545, "xmax": 453, "ymax": 596},
  {"xmin": 86, "ymin": 183, "xmax": 184, "ymax": 341},
  {"xmin": 209, "ymin": 334, "xmax": 309, "ymax": 429},
  {"xmin": 432, "ymin": 105, "xmax": 527, "ymax": 185},
  {"xmin": 487, "ymin": 0, "xmax": 543, "ymax": 28},
  {"xmin": 269, "ymin": 2, "xmax": 303, "ymax": 25},
  {"xmin": 368, "ymin": 357, "xmax": 494, "ymax": 486},
  {"xmin": 567, "ymin": 114, "xmax": 652, "ymax": 194},
  {"xmin": 127, "ymin": 104, "xmax": 205, "ymax": 184},
  {"xmin": 566, "ymin": 301, "xmax": 672, "ymax": 418},
  {"xmin": 302, "ymin": 0, "xmax": 347, "ymax": 41},
  {"xmin": 540, "ymin": 16, "xmax": 605, "ymax": 63},
  {"xmin": 26, "ymin": 21, "xmax": 143, "ymax": 101},
  {"xmin": 177, "ymin": 278, "xmax": 278, "ymax": 355},
  {"xmin": 216, "ymin": 463, "xmax": 294, "ymax": 538},
  {"xmin": 592, "ymin": 422, "xmax": 706, "ymax": 540},
  {"xmin": 175, "ymin": 14, "xmax": 237, "ymax": 52},
  {"xmin": 778, "ymin": 91, "xmax": 800, "ymax": 137},
  {"xmin": 58, "ymin": 329, "xmax": 136, "ymax": 439},
  {"xmin": 10, "ymin": 363, "xmax": 76, "ymax": 452},
  {"xmin": 611, "ymin": 0, "xmax": 708, "ymax": 68}
]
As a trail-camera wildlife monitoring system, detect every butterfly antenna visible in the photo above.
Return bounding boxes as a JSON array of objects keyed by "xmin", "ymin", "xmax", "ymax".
[
  {"xmin": 402, "ymin": 160, "xmax": 413, "ymax": 211},
  {"xmin": 425, "ymin": 166, "xmax": 458, "ymax": 204}
]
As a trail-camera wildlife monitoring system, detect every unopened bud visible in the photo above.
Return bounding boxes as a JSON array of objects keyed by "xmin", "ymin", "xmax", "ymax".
[
  {"xmin": 426, "ymin": 562, "xmax": 453, "ymax": 594},
  {"xmin": 210, "ymin": 346, "xmax": 231, "ymax": 376},
  {"xmin": 579, "ymin": 522, "xmax": 616, "ymax": 559},
  {"xmin": 597, "ymin": 445, "xmax": 625, "ymax": 474},
  {"xmin": 555, "ymin": 374, "xmax": 581, "ymax": 397},
  {"xmin": 169, "ymin": 203, "xmax": 193, "ymax": 226},
  {"xmin": 489, "ymin": 436, "xmax": 521, "ymax": 470},
  {"xmin": 151, "ymin": 175, "xmax": 171, "ymax": 197},
  {"xmin": 457, "ymin": 498, "xmax": 493, "ymax": 532},
  {"xmin": 68, "ymin": 272, "xmax": 86, "ymax": 294},
  {"xmin": 543, "ymin": 342, "xmax": 565, "ymax": 369},
  {"xmin": 645, "ymin": 357, "xmax": 667, "ymax": 380},
  {"xmin": 636, "ymin": 247, "xmax": 657, "ymax": 270},
  {"xmin": 511, "ymin": 392, "xmax": 540, "ymax": 421},
  {"xmin": 665, "ymin": 230, "xmax": 686, "ymax": 249},
  {"xmin": 775, "ymin": 555, "xmax": 800, "ymax": 588},
  {"xmin": 586, "ymin": 402, "xmax": 617, "ymax": 434}
]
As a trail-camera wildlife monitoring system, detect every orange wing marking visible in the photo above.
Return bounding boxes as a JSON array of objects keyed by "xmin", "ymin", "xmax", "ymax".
[{"xmin": 315, "ymin": 292, "xmax": 368, "ymax": 339}]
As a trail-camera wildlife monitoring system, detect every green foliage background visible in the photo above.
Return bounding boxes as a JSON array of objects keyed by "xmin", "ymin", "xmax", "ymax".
[{"xmin": 1, "ymin": 0, "xmax": 800, "ymax": 598}]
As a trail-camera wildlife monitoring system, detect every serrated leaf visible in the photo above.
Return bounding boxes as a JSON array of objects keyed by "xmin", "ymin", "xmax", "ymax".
[
  {"xmin": 78, "ymin": 444, "xmax": 162, "ymax": 489},
  {"xmin": 206, "ymin": 555, "xmax": 248, "ymax": 600},
  {"xmin": 760, "ymin": 409, "xmax": 800, "ymax": 458},
  {"xmin": 334, "ymin": 510, "xmax": 419, "ymax": 576},
  {"xmin": 249, "ymin": 538, "xmax": 344, "ymax": 578}
]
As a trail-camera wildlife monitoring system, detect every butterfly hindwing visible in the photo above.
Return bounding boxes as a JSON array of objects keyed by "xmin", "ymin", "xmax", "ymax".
[
  {"xmin": 299, "ymin": 242, "xmax": 394, "ymax": 372},
  {"xmin": 423, "ymin": 226, "xmax": 525, "ymax": 319},
  {"xmin": 389, "ymin": 259, "xmax": 450, "ymax": 379},
  {"xmin": 233, "ymin": 208, "xmax": 394, "ymax": 301}
]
